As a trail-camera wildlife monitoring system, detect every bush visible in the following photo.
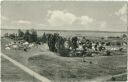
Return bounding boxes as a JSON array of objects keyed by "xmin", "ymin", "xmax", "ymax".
[
  {"xmin": 111, "ymin": 77, "xmax": 116, "ymax": 81},
  {"xmin": 106, "ymin": 42, "xmax": 111, "ymax": 46},
  {"xmin": 116, "ymin": 42, "xmax": 121, "ymax": 46},
  {"xmin": 59, "ymin": 49, "xmax": 70, "ymax": 57},
  {"xmin": 9, "ymin": 33, "xmax": 16, "ymax": 39},
  {"xmin": 105, "ymin": 50, "xmax": 111, "ymax": 56}
]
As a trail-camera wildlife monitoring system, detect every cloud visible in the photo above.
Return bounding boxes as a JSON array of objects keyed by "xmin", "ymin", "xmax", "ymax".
[
  {"xmin": 115, "ymin": 4, "xmax": 127, "ymax": 23},
  {"xmin": 79, "ymin": 16, "xmax": 93, "ymax": 25},
  {"xmin": 47, "ymin": 10, "xmax": 93, "ymax": 26},
  {"xmin": 48, "ymin": 10, "xmax": 77, "ymax": 26},
  {"xmin": 17, "ymin": 20, "xmax": 31, "ymax": 24},
  {"xmin": 100, "ymin": 21, "xmax": 107, "ymax": 28},
  {"xmin": 12, "ymin": 20, "xmax": 31, "ymax": 25},
  {"xmin": 97, "ymin": 21, "xmax": 108, "ymax": 31}
]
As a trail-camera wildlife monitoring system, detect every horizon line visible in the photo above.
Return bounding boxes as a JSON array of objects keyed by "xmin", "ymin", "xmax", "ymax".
[{"xmin": 1, "ymin": 28, "xmax": 127, "ymax": 33}]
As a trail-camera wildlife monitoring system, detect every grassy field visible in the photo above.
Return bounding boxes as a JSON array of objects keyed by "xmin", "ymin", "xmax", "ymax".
[
  {"xmin": 28, "ymin": 53, "xmax": 127, "ymax": 81},
  {"xmin": 1, "ymin": 38, "xmax": 127, "ymax": 82},
  {"xmin": 1, "ymin": 57, "xmax": 40, "ymax": 82}
]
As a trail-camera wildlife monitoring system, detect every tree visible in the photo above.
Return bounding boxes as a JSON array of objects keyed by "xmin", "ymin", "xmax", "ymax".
[
  {"xmin": 30, "ymin": 29, "xmax": 37, "ymax": 42},
  {"xmin": 24, "ymin": 30, "xmax": 31, "ymax": 42},
  {"xmin": 50, "ymin": 33, "xmax": 59, "ymax": 52},
  {"xmin": 71, "ymin": 36, "xmax": 78, "ymax": 50},
  {"xmin": 18, "ymin": 29, "xmax": 24, "ymax": 37},
  {"xmin": 47, "ymin": 34, "xmax": 54, "ymax": 51},
  {"xmin": 56, "ymin": 36, "xmax": 66, "ymax": 53},
  {"xmin": 42, "ymin": 32, "xmax": 47, "ymax": 43},
  {"xmin": 122, "ymin": 34, "xmax": 127, "ymax": 38}
]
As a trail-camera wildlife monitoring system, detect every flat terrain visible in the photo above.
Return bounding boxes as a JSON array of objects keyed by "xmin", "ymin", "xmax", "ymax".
[{"xmin": 1, "ymin": 38, "xmax": 127, "ymax": 82}]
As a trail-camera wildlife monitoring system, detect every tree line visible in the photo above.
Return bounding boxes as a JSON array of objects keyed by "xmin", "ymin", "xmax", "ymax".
[{"xmin": 4, "ymin": 29, "xmax": 127, "ymax": 57}]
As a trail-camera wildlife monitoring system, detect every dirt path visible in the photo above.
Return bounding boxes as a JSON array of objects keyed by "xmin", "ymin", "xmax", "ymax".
[
  {"xmin": 112, "ymin": 73, "xmax": 127, "ymax": 77},
  {"xmin": 1, "ymin": 53, "xmax": 51, "ymax": 82},
  {"xmin": 90, "ymin": 75, "xmax": 112, "ymax": 82},
  {"xmin": 90, "ymin": 72, "xmax": 127, "ymax": 82}
]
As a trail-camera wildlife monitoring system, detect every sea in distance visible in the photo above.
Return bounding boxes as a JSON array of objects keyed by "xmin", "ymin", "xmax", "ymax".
[{"xmin": 1, "ymin": 29, "xmax": 127, "ymax": 38}]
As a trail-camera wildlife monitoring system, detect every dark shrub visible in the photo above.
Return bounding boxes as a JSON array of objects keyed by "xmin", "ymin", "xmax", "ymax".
[
  {"xmin": 9, "ymin": 33, "xmax": 16, "ymax": 39},
  {"xmin": 116, "ymin": 42, "xmax": 121, "ymax": 46},
  {"xmin": 111, "ymin": 77, "xmax": 116, "ymax": 81},
  {"xmin": 59, "ymin": 49, "xmax": 70, "ymax": 57},
  {"xmin": 105, "ymin": 50, "xmax": 111, "ymax": 56}
]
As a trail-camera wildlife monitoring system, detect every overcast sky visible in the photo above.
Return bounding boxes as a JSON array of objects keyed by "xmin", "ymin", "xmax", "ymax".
[{"xmin": 1, "ymin": 1, "xmax": 127, "ymax": 31}]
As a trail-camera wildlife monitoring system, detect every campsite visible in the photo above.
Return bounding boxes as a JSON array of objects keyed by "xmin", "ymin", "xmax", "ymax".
[{"xmin": 1, "ymin": 29, "xmax": 127, "ymax": 82}]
